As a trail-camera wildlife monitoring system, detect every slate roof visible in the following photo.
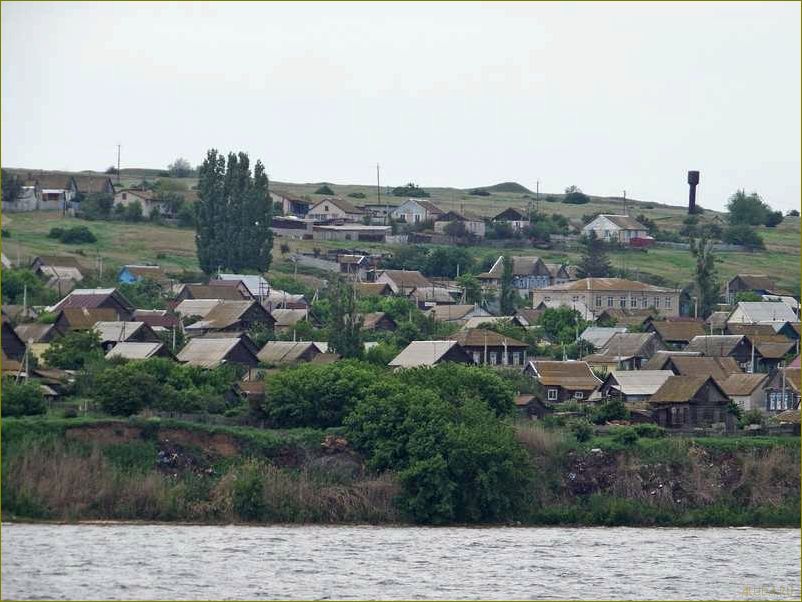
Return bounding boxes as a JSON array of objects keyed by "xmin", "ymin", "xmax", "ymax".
[
  {"xmin": 721, "ymin": 373, "xmax": 768, "ymax": 396},
  {"xmin": 580, "ymin": 326, "xmax": 628, "ymax": 350},
  {"xmin": 105, "ymin": 342, "xmax": 166, "ymax": 360},
  {"xmin": 133, "ymin": 309, "xmax": 179, "ymax": 329},
  {"xmin": 483, "ymin": 256, "xmax": 547, "ymax": 279},
  {"xmin": 685, "ymin": 335, "xmax": 745, "ymax": 356},
  {"xmin": 174, "ymin": 299, "xmax": 222, "ymax": 318},
  {"xmin": 527, "ymin": 360, "xmax": 601, "ymax": 390},
  {"xmin": 186, "ymin": 301, "xmax": 265, "ymax": 331},
  {"xmin": 755, "ymin": 340, "xmax": 796, "ymax": 360},
  {"xmin": 271, "ymin": 308, "xmax": 309, "ymax": 327},
  {"xmin": 58, "ymin": 307, "xmax": 120, "ymax": 329},
  {"xmin": 14, "ymin": 323, "xmax": 58, "ymax": 343},
  {"xmin": 429, "ymin": 304, "xmax": 485, "ymax": 322},
  {"xmin": 600, "ymin": 332, "xmax": 660, "ymax": 357},
  {"xmin": 177, "ymin": 338, "xmax": 251, "ymax": 368},
  {"xmin": 594, "ymin": 214, "xmax": 647, "ymax": 230},
  {"xmin": 605, "ymin": 370, "xmax": 674, "ymax": 396},
  {"xmin": 388, "ymin": 340, "xmax": 467, "ymax": 368},
  {"xmin": 257, "ymin": 341, "xmax": 320, "ymax": 364},
  {"xmin": 731, "ymin": 302, "xmax": 797, "ymax": 324},
  {"xmin": 378, "ymin": 270, "xmax": 433, "ymax": 290},
  {"xmin": 650, "ymin": 376, "xmax": 715, "ymax": 404},
  {"xmin": 93, "ymin": 321, "xmax": 150, "ymax": 343},
  {"xmin": 356, "ymin": 282, "xmax": 393, "ymax": 297},
  {"xmin": 514, "ymin": 308, "xmax": 544, "ymax": 326},
  {"xmin": 649, "ymin": 320, "xmax": 705, "ymax": 343},
  {"xmin": 362, "ymin": 312, "xmax": 395, "ymax": 330},
  {"xmin": 447, "ymin": 328, "xmax": 528, "ymax": 348},
  {"xmin": 662, "ymin": 355, "xmax": 742, "ymax": 383},
  {"xmin": 727, "ymin": 274, "xmax": 776, "ymax": 292},
  {"xmin": 408, "ymin": 286, "xmax": 456, "ymax": 304},
  {"xmin": 216, "ymin": 274, "xmax": 270, "ymax": 297}
]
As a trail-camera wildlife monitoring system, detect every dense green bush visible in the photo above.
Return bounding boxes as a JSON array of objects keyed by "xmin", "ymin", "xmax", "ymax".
[
  {"xmin": 723, "ymin": 225, "xmax": 765, "ymax": 250},
  {"xmin": 347, "ymin": 192, "xmax": 366, "ymax": 199},
  {"xmin": 568, "ymin": 418, "xmax": 593, "ymax": 442},
  {"xmin": 314, "ymin": 184, "xmax": 334, "ymax": 195},
  {"xmin": 1, "ymin": 268, "xmax": 58, "ymax": 306},
  {"xmin": 633, "ymin": 423, "xmax": 666, "ymax": 438},
  {"xmin": 48, "ymin": 225, "xmax": 97, "ymax": 244},
  {"xmin": 591, "ymin": 399, "xmax": 629, "ymax": 424},
  {"xmin": 1, "ymin": 378, "xmax": 46, "ymax": 417},
  {"xmin": 391, "ymin": 183, "xmax": 429, "ymax": 198},
  {"xmin": 610, "ymin": 426, "xmax": 639, "ymax": 446},
  {"xmin": 43, "ymin": 330, "xmax": 104, "ymax": 370}
]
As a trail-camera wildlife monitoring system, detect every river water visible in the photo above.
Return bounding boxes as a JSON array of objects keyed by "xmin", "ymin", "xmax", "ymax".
[{"xmin": 1, "ymin": 523, "xmax": 799, "ymax": 600}]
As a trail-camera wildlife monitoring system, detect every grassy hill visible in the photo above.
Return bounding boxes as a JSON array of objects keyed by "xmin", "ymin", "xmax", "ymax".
[{"xmin": 2, "ymin": 167, "xmax": 798, "ymax": 292}]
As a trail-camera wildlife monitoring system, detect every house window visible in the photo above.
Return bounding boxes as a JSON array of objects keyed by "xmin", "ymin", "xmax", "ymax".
[
  {"xmin": 544, "ymin": 296, "xmax": 551, "ymax": 302},
  {"xmin": 122, "ymin": 193, "xmax": 127, "ymax": 200},
  {"xmin": 664, "ymin": 297, "xmax": 672, "ymax": 309},
  {"xmin": 489, "ymin": 351, "xmax": 498, "ymax": 365},
  {"xmin": 547, "ymin": 388, "xmax": 558, "ymax": 401},
  {"xmin": 573, "ymin": 391, "xmax": 584, "ymax": 400},
  {"xmin": 607, "ymin": 296, "xmax": 614, "ymax": 307},
  {"xmin": 654, "ymin": 296, "xmax": 660, "ymax": 309},
  {"xmin": 640, "ymin": 296, "xmax": 648, "ymax": 308},
  {"xmin": 630, "ymin": 296, "xmax": 638, "ymax": 308},
  {"xmin": 596, "ymin": 295, "xmax": 602, "ymax": 308},
  {"xmin": 324, "ymin": 205, "xmax": 329, "ymax": 212},
  {"xmin": 472, "ymin": 351, "xmax": 481, "ymax": 364},
  {"xmin": 512, "ymin": 353, "xmax": 520, "ymax": 366},
  {"xmin": 414, "ymin": 214, "xmax": 421, "ymax": 223},
  {"xmin": 619, "ymin": 296, "xmax": 627, "ymax": 308},
  {"xmin": 572, "ymin": 295, "xmax": 580, "ymax": 303}
]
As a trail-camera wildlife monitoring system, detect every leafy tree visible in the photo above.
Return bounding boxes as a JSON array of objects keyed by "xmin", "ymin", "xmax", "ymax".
[
  {"xmin": 690, "ymin": 236, "xmax": 720, "ymax": 319},
  {"xmin": 456, "ymin": 273, "xmax": 482, "ymax": 304},
  {"xmin": 764, "ymin": 210, "xmax": 784, "ymax": 228},
  {"xmin": 43, "ymin": 330, "xmax": 104, "ymax": 370},
  {"xmin": 537, "ymin": 307, "xmax": 585, "ymax": 344},
  {"xmin": 392, "ymin": 183, "xmax": 430, "ymax": 198},
  {"xmin": 105, "ymin": 165, "xmax": 118, "ymax": 175},
  {"xmin": 80, "ymin": 193, "xmax": 114, "ymax": 220},
  {"xmin": 1, "ymin": 269, "xmax": 57, "ymax": 305},
  {"xmin": 722, "ymin": 225, "xmax": 765, "ymax": 250},
  {"xmin": 726, "ymin": 190, "xmax": 781, "ymax": 227},
  {"xmin": 195, "ymin": 149, "xmax": 274, "ymax": 274},
  {"xmin": 124, "ymin": 200, "xmax": 143, "ymax": 222},
  {"xmin": 424, "ymin": 247, "xmax": 474, "ymax": 278},
  {"xmin": 735, "ymin": 291, "xmax": 763, "ymax": 303},
  {"xmin": 499, "ymin": 254, "xmax": 516, "ymax": 315},
  {"xmin": 177, "ymin": 203, "xmax": 196, "ymax": 228},
  {"xmin": 590, "ymin": 398, "xmax": 629, "ymax": 424},
  {"xmin": 443, "ymin": 220, "xmax": 468, "ymax": 239},
  {"xmin": 635, "ymin": 213, "xmax": 659, "ymax": 236},
  {"xmin": 1, "ymin": 378, "xmax": 46, "ymax": 417},
  {"xmin": 314, "ymin": 184, "xmax": 335, "ymax": 195},
  {"xmin": 167, "ymin": 157, "xmax": 193, "ymax": 178},
  {"xmin": 50, "ymin": 225, "xmax": 96, "ymax": 244},
  {"xmin": 118, "ymin": 278, "xmax": 165, "ymax": 310},
  {"xmin": 563, "ymin": 186, "xmax": 590, "ymax": 205},
  {"xmin": 95, "ymin": 366, "xmax": 161, "ymax": 416},
  {"xmin": 787, "ymin": 209, "xmax": 800, "ymax": 217},
  {"xmin": 576, "ymin": 231, "xmax": 611, "ymax": 277},
  {"xmin": 347, "ymin": 191, "xmax": 366, "ymax": 199},
  {"xmin": 1, "ymin": 170, "xmax": 22, "ymax": 204},
  {"xmin": 327, "ymin": 277, "xmax": 363, "ymax": 359}
]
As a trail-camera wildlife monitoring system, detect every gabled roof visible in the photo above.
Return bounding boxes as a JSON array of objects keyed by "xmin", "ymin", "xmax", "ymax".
[
  {"xmin": 14, "ymin": 323, "xmax": 58, "ymax": 343},
  {"xmin": 355, "ymin": 282, "xmax": 393, "ymax": 297},
  {"xmin": 493, "ymin": 207, "xmax": 527, "ymax": 221},
  {"xmin": 685, "ymin": 335, "xmax": 746, "ymax": 356},
  {"xmin": 483, "ymin": 256, "xmax": 548, "ymax": 279},
  {"xmin": 429, "ymin": 304, "xmax": 487, "ymax": 322},
  {"xmin": 105, "ymin": 342, "xmax": 167, "ymax": 360},
  {"xmin": 642, "ymin": 350, "xmax": 701, "ymax": 370},
  {"xmin": 49, "ymin": 288, "xmax": 134, "ymax": 314},
  {"xmin": 436, "ymin": 209, "xmax": 483, "ymax": 222},
  {"xmin": 527, "ymin": 360, "xmax": 601, "ymax": 390},
  {"xmin": 186, "ymin": 301, "xmax": 269, "ymax": 331},
  {"xmin": 580, "ymin": 326, "xmax": 628, "ymax": 350},
  {"xmin": 648, "ymin": 320, "xmax": 706, "ymax": 343},
  {"xmin": 57, "ymin": 307, "xmax": 120, "ymax": 329},
  {"xmin": 540, "ymin": 278, "xmax": 675, "ymax": 293},
  {"xmin": 706, "ymin": 311, "xmax": 729, "ymax": 329},
  {"xmin": 174, "ymin": 299, "xmax": 222, "ymax": 318},
  {"xmin": 663, "ymin": 355, "xmax": 742, "ymax": 383},
  {"xmin": 271, "ymin": 308, "xmax": 308, "ymax": 327},
  {"xmin": 461, "ymin": 316, "xmax": 516, "ymax": 330},
  {"xmin": 754, "ymin": 340, "xmax": 796, "ymax": 360},
  {"xmin": 133, "ymin": 309, "xmax": 179, "ymax": 329},
  {"xmin": 650, "ymin": 376, "xmax": 723, "ymax": 404},
  {"xmin": 388, "ymin": 340, "xmax": 470, "ymax": 368},
  {"xmin": 727, "ymin": 274, "xmax": 776, "ymax": 292},
  {"xmin": 721, "ymin": 373, "xmax": 768, "ymax": 396},
  {"xmin": 120, "ymin": 265, "xmax": 166, "ymax": 281},
  {"xmin": 309, "ymin": 197, "xmax": 364, "ymax": 214},
  {"xmin": 180, "ymin": 283, "xmax": 250, "ymax": 300},
  {"xmin": 588, "ymin": 214, "xmax": 647, "ymax": 230},
  {"xmin": 93, "ymin": 321, "xmax": 151, "ymax": 343},
  {"xmin": 72, "ymin": 174, "xmax": 114, "ymax": 194},
  {"xmin": 604, "ymin": 370, "xmax": 674, "ymax": 396},
  {"xmin": 395, "ymin": 199, "xmax": 443, "ymax": 215},
  {"xmin": 600, "ymin": 332, "xmax": 660, "ymax": 357},
  {"xmin": 447, "ymin": 328, "xmax": 528, "ymax": 348},
  {"xmin": 257, "ymin": 341, "xmax": 320, "ymax": 364},
  {"xmin": 730, "ymin": 301, "xmax": 797, "ymax": 324},
  {"xmin": 514, "ymin": 308, "xmax": 544, "ymax": 326},
  {"xmin": 377, "ymin": 269, "xmax": 432, "ymax": 290},
  {"xmin": 362, "ymin": 312, "xmax": 396, "ymax": 330},
  {"xmin": 32, "ymin": 255, "xmax": 83, "ymax": 270},
  {"xmin": 726, "ymin": 323, "xmax": 777, "ymax": 337},
  {"xmin": 177, "ymin": 337, "xmax": 256, "ymax": 368},
  {"xmin": 215, "ymin": 274, "xmax": 270, "ymax": 298},
  {"xmin": 408, "ymin": 286, "xmax": 456, "ymax": 304}
]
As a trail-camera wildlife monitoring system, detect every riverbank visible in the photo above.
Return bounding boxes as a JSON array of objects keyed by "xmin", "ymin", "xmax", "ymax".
[{"xmin": 2, "ymin": 417, "xmax": 799, "ymax": 527}]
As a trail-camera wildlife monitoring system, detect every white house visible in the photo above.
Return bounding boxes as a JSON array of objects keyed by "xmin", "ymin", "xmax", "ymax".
[
  {"xmin": 433, "ymin": 210, "xmax": 486, "ymax": 238},
  {"xmin": 307, "ymin": 198, "xmax": 365, "ymax": 222},
  {"xmin": 390, "ymin": 199, "xmax": 443, "ymax": 224},
  {"xmin": 581, "ymin": 214, "xmax": 649, "ymax": 244},
  {"xmin": 727, "ymin": 301, "xmax": 798, "ymax": 325},
  {"xmin": 113, "ymin": 189, "xmax": 169, "ymax": 218}
]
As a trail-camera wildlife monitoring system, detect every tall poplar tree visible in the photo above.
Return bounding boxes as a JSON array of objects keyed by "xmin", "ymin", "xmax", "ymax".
[
  {"xmin": 576, "ymin": 232, "xmax": 612, "ymax": 278},
  {"xmin": 195, "ymin": 149, "xmax": 273, "ymax": 274},
  {"xmin": 691, "ymin": 236, "xmax": 719, "ymax": 318},
  {"xmin": 499, "ymin": 255, "xmax": 516, "ymax": 315},
  {"xmin": 328, "ymin": 277, "xmax": 364, "ymax": 359}
]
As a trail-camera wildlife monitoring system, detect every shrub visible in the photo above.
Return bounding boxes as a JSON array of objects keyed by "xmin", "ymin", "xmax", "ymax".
[
  {"xmin": 233, "ymin": 462, "xmax": 266, "ymax": 521},
  {"xmin": 56, "ymin": 226, "xmax": 97, "ymax": 244},
  {"xmin": 568, "ymin": 418, "xmax": 593, "ymax": 442},
  {"xmin": 43, "ymin": 330, "xmax": 103, "ymax": 370},
  {"xmin": 764, "ymin": 211, "xmax": 784, "ymax": 228},
  {"xmin": 739, "ymin": 409, "xmax": 765, "ymax": 428},
  {"xmin": 723, "ymin": 225, "xmax": 765, "ymax": 250},
  {"xmin": 611, "ymin": 426, "xmax": 639, "ymax": 446},
  {"xmin": 1, "ymin": 378, "xmax": 46, "ymax": 417},
  {"xmin": 176, "ymin": 203, "xmax": 196, "ymax": 228},
  {"xmin": 469, "ymin": 189, "xmax": 490, "ymax": 196},
  {"xmin": 563, "ymin": 187, "xmax": 590, "ymax": 205},
  {"xmin": 347, "ymin": 192, "xmax": 366, "ymax": 199},
  {"xmin": 591, "ymin": 399, "xmax": 629, "ymax": 424},
  {"xmin": 787, "ymin": 209, "xmax": 800, "ymax": 217},
  {"xmin": 314, "ymin": 184, "xmax": 334, "ymax": 195},
  {"xmin": 633, "ymin": 423, "xmax": 666, "ymax": 438},
  {"xmin": 124, "ymin": 201, "xmax": 143, "ymax": 222},
  {"xmin": 47, "ymin": 227, "xmax": 64, "ymax": 239},
  {"xmin": 391, "ymin": 183, "xmax": 429, "ymax": 198}
]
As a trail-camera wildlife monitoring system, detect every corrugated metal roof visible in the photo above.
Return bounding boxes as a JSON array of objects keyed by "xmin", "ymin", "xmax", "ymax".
[
  {"xmin": 177, "ymin": 338, "xmax": 242, "ymax": 368},
  {"xmin": 93, "ymin": 321, "xmax": 146, "ymax": 343},
  {"xmin": 389, "ymin": 340, "xmax": 463, "ymax": 367},
  {"xmin": 271, "ymin": 308, "xmax": 308, "ymax": 327},
  {"xmin": 607, "ymin": 370, "xmax": 674, "ymax": 396},
  {"xmin": 580, "ymin": 326, "xmax": 628, "ymax": 349}
]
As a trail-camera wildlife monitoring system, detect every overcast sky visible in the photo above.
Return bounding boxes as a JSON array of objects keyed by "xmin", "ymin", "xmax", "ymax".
[{"xmin": 2, "ymin": 1, "xmax": 800, "ymax": 211}]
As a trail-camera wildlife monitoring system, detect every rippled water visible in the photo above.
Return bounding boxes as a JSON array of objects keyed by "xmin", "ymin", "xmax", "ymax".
[{"xmin": 2, "ymin": 523, "xmax": 799, "ymax": 600}]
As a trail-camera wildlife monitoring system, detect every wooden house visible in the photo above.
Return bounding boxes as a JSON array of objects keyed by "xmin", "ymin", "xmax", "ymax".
[
  {"xmin": 684, "ymin": 335, "xmax": 753, "ymax": 371},
  {"xmin": 645, "ymin": 320, "xmax": 706, "ymax": 349},
  {"xmin": 361, "ymin": 312, "xmax": 397, "ymax": 332},
  {"xmin": 257, "ymin": 341, "xmax": 329, "ymax": 366},
  {"xmin": 721, "ymin": 373, "xmax": 769, "ymax": 412},
  {"xmin": 48, "ymin": 288, "xmax": 135, "ymax": 321},
  {"xmin": 582, "ymin": 332, "xmax": 666, "ymax": 372},
  {"xmin": 447, "ymin": 328, "xmax": 528, "ymax": 366},
  {"xmin": 429, "ymin": 304, "xmax": 491, "ymax": 324},
  {"xmin": 649, "ymin": 376, "xmax": 735, "ymax": 430},
  {"xmin": 762, "ymin": 367, "xmax": 801, "ymax": 412},
  {"xmin": 53, "ymin": 307, "xmax": 120, "ymax": 333},
  {"xmin": 524, "ymin": 360, "xmax": 601, "ymax": 403},
  {"xmin": 2, "ymin": 316, "xmax": 26, "ymax": 361},
  {"xmin": 184, "ymin": 301, "xmax": 275, "ymax": 336},
  {"xmin": 177, "ymin": 337, "xmax": 260, "ymax": 369},
  {"xmin": 388, "ymin": 340, "xmax": 474, "ymax": 368}
]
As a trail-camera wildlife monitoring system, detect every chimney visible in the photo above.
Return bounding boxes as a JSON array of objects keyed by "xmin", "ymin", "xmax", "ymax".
[{"xmin": 687, "ymin": 170, "xmax": 700, "ymax": 214}]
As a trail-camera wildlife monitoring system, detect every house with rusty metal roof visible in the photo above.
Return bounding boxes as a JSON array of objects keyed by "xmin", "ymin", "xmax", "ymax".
[
  {"xmin": 447, "ymin": 328, "xmax": 528, "ymax": 366},
  {"xmin": 649, "ymin": 376, "xmax": 734, "ymax": 430},
  {"xmin": 388, "ymin": 340, "xmax": 473, "ymax": 368}
]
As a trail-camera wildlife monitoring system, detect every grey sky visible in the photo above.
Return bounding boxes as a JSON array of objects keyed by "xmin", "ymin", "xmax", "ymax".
[{"xmin": 2, "ymin": 1, "xmax": 800, "ymax": 212}]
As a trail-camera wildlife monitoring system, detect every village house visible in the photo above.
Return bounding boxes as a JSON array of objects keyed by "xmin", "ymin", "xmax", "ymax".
[
  {"xmin": 644, "ymin": 353, "xmax": 742, "ymax": 385},
  {"xmin": 133, "ymin": 309, "xmax": 180, "ymax": 333},
  {"xmin": 53, "ymin": 307, "xmax": 120, "ymax": 333},
  {"xmin": 478, "ymin": 256, "xmax": 554, "ymax": 297},
  {"xmin": 532, "ymin": 278, "xmax": 681, "ymax": 318},
  {"xmin": 524, "ymin": 360, "xmax": 602, "ymax": 403},
  {"xmin": 105, "ymin": 341, "xmax": 173, "ymax": 361},
  {"xmin": 112, "ymin": 189, "xmax": 170, "ymax": 218},
  {"xmin": 447, "ymin": 328, "xmax": 528, "ymax": 366},
  {"xmin": 15, "ymin": 323, "xmax": 60, "ymax": 344},
  {"xmin": 580, "ymin": 326, "xmax": 628, "ymax": 351},
  {"xmin": 722, "ymin": 274, "xmax": 789, "ymax": 304},
  {"xmin": 2, "ymin": 315, "xmax": 26, "ymax": 362},
  {"xmin": 30, "ymin": 255, "xmax": 84, "ymax": 295},
  {"xmin": 308, "ymin": 197, "xmax": 365, "ymax": 222},
  {"xmin": 117, "ymin": 264, "xmax": 168, "ymax": 285},
  {"xmin": 93, "ymin": 321, "xmax": 162, "ymax": 352},
  {"xmin": 762, "ymin": 367, "xmax": 801, "ymax": 412},
  {"xmin": 177, "ymin": 337, "xmax": 260, "ymax": 369},
  {"xmin": 174, "ymin": 299, "xmax": 224, "ymax": 321},
  {"xmin": 257, "ymin": 341, "xmax": 330, "ymax": 366},
  {"xmin": 749, "ymin": 338, "xmax": 797, "ymax": 373},
  {"xmin": 772, "ymin": 321, "xmax": 801, "ymax": 341},
  {"xmin": 312, "ymin": 224, "xmax": 391, "ymax": 242},
  {"xmin": 684, "ymin": 335, "xmax": 753, "ymax": 371},
  {"xmin": 356, "ymin": 282, "xmax": 394, "ymax": 297},
  {"xmin": 270, "ymin": 308, "xmax": 310, "ymax": 334},
  {"xmin": 214, "ymin": 274, "xmax": 271, "ymax": 299},
  {"xmin": 429, "ymin": 304, "xmax": 492, "ymax": 325},
  {"xmin": 375, "ymin": 269, "xmax": 433, "ymax": 295},
  {"xmin": 706, "ymin": 311, "xmax": 729, "ymax": 334},
  {"xmin": 727, "ymin": 301, "xmax": 798, "ymax": 326},
  {"xmin": 388, "ymin": 340, "xmax": 474, "ymax": 368},
  {"xmin": 599, "ymin": 370, "xmax": 675, "ymax": 404},
  {"xmin": 184, "ymin": 301, "xmax": 275, "ymax": 336},
  {"xmin": 433, "ymin": 210, "xmax": 486, "ymax": 238},
  {"xmin": 645, "ymin": 320, "xmax": 706, "ymax": 349},
  {"xmin": 174, "ymin": 283, "xmax": 251, "ymax": 303},
  {"xmin": 361, "ymin": 312, "xmax": 397, "ymax": 332},
  {"xmin": 2, "ymin": 180, "xmax": 46, "ymax": 212},
  {"xmin": 513, "ymin": 308, "xmax": 544, "ymax": 327},
  {"xmin": 649, "ymin": 376, "xmax": 735, "ymax": 431},
  {"xmin": 49, "ymin": 288, "xmax": 135, "ymax": 321},
  {"xmin": 491, "ymin": 207, "xmax": 530, "ymax": 232},
  {"xmin": 721, "ymin": 373, "xmax": 769, "ymax": 412},
  {"xmin": 408, "ymin": 286, "xmax": 458, "ymax": 308},
  {"xmin": 390, "ymin": 199, "xmax": 443, "ymax": 224},
  {"xmin": 269, "ymin": 190, "xmax": 311, "ymax": 216},
  {"xmin": 582, "ymin": 332, "xmax": 666, "ymax": 372},
  {"xmin": 581, "ymin": 214, "xmax": 650, "ymax": 245}
]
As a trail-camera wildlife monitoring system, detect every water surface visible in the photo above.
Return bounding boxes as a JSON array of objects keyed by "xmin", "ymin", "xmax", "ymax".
[{"xmin": 2, "ymin": 523, "xmax": 799, "ymax": 600}]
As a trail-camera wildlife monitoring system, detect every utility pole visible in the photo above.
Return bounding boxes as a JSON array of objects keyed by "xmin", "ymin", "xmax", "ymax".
[
  {"xmin": 377, "ymin": 163, "xmax": 385, "ymax": 225},
  {"xmin": 116, "ymin": 144, "xmax": 121, "ymax": 185},
  {"xmin": 536, "ymin": 180, "xmax": 540, "ymax": 214},
  {"xmin": 623, "ymin": 190, "xmax": 627, "ymax": 215}
]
